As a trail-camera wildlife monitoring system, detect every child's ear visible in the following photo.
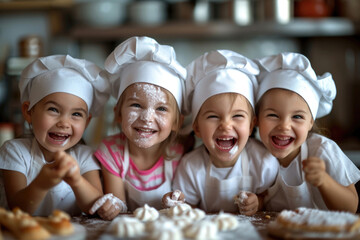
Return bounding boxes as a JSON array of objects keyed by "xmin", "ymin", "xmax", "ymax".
[
  {"xmin": 308, "ymin": 118, "xmax": 314, "ymax": 132},
  {"xmin": 114, "ymin": 105, "xmax": 122, "ymax": 124},
  {"xmin": 249, "ymin": 116, "xmax": 257, "ymax": 136},
  {"xmin": 85, "ymin": 114, "xmax": 92, "ymax": 128},
  {"xmin": 172, "ymin": 114, "xmax": 184, "ymax": 131},
  {"xmin": 192, "ymin": 121, "xmax": 201, "ymax": 139},
  {"xmin": 21, "ymin": 101, "xmax": 32, "ymax": 124}
]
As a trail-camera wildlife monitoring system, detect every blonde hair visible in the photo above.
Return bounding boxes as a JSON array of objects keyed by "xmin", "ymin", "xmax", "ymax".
[{"xmin": 114, "ymin": 84, "xmax": 182, "ymax": 159}]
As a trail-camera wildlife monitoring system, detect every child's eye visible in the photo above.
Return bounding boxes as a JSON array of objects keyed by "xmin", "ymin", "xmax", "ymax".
[
  {"xmin": 72, "ymin": 112, "xmax": 84, "ymax": 118},
  {"xmin": 130, "ymin": 103, "xmax": 141, "ymax": 108},
  {"xmin": 157, "ymin": 106, "xmax": 167, "ymax": 112},
  {"xmin": 293, "ymin": 115, "xmax": 304, "ymax": 120},
  {"xmin": 233, "ymin": 114, "xmax": 244, "ymax": 118},
  {"xmin": 267, "ymin": 113, "xmax": 278, "ymax": 118},
  {"xmin": 207, "ymin": 115, "xmax": 218, "ymax": 119},
  {"xmin": 48, "ymin": 107, "xmax": 58, "ymax": 113}
]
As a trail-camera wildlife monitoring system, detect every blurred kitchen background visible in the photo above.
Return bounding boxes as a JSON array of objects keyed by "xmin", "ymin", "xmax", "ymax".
[{"xmin": 0, "ymin": 0, "xmax": 360, "ymax": 165}]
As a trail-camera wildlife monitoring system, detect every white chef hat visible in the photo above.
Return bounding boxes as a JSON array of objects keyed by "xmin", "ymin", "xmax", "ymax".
[
  {"xmin": 185, "ymin": 49, "xmax": 259, "ymax": 123},
  {"xmin": 19, "ymin": 55, "xmax": 110, "ymax": 116},
  {"xmin": 103, "ymin": 36, "xmax": 186, "ymax": 111},
  {"xmin": 255, "ymin": 52, "xmax": 336, "ymax": 119}
]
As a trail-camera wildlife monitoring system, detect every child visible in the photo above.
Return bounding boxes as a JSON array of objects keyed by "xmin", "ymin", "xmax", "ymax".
[
  {"xmin": 92, "ymin": 36, "xmax": 187, "ymax": 220},
  {"xmin": 0, "ymin": 55, "xmax": 109, "ymax": 216},
  {"xmin": 255, "ymin": 52, "xmax": 360, "ymax": 213},
  {"xmin": 167, "ymin": 50, "xmax": 279, "ymax": 215}
]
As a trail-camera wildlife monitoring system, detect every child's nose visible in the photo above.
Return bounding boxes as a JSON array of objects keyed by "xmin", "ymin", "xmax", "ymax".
[
  {"xmin": 219, "ymin": 118, "xmax": 232, "ymax": 130},
  {"xmin": 278, "ymin": 118, "xmax": 291, "ymax": 130},
  {"xmin": 56, "ymin": 116, "xmax": 70, "ymax": 128},
  {"xmin": 140, "ymin": 109, "xmax": 155, "ymax": 122}
]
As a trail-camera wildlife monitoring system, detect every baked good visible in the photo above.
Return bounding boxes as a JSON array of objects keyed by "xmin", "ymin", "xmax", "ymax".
[
  {"xmin": 182, "ymin": 208, "xmax": 206, "ymax": 221},
  {"xmin": 268, "ymin": 207, "xmax": 360, "ymax": 239},
  {"xmin": 133, "ymin": 204, "xmax": 159, "ymax": 222},
  {"xmin": 34, "ymin": 209, "xmax": 74, "ymax": 236},
  {"xmin": 147, "ymin": 220, "xmax": 182, "ymax": 240},
  {"xmin": 212, "ymin": 211, "xmax": 239, "ymax": 231},
  {"xmin": 183, "ymin": 220, "xmax": 218, "ymax": 240},
  {"xmin": 0, "ymin": 207, "xmax": 51, "ymax": 240},
  {"xmin": 171, "ymin": 216, "xmax": 193, "ymax": 229},
  {"xmin": 111, "ymin": 216, "xmax": 145, "ymax": 238},
  {"xmin": 167, "ymin": 203, "xmax": 192, "ymax": 217}
]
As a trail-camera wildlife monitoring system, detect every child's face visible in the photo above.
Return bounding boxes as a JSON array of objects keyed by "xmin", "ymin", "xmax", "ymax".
[
  {"xmin": 257, "ymin": 88, "xmax": 314, "ymax": 166},
  {"xmin": 193, "ymin": 94, "xmax": 255, "ymax": 168},
  {"xmin": 23, "ymin": 92, "xmax": 90, "ymax": 159},
  {"xmin": 117, "ymin": 83, "xmax": 178, "ymax": 149}
]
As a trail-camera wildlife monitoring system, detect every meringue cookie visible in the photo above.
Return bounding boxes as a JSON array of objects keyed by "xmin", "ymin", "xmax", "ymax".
[
  {"xmin": 133, "ymin": 204, "xmax": 159, "ymax": 222},
  {"xmin": 212, "ymin": 212, "xmax": 239, "ymax": 231},
  {"xmin": 183, "ymin": 208, "xmax": 206, "ymax": 221},
  {"xmin": 148, "ymin": 220, "xmax": 182, "ymax": 240},
  {"xmin": 184, "ymin": 220, "xmax": 218, "ymax": 240},
  {"xmin": 167, "ymin": 203, "xmax": 192, "ymax": 217},
  {"xmin": 111, "ymin": 216, "xmax": 145, "ymax": 238}
]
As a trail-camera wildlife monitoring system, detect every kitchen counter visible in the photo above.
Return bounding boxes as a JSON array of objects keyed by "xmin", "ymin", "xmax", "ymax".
[{"xmin": 71, "ymin": 211, "xmax": 279, "ymax": 240}]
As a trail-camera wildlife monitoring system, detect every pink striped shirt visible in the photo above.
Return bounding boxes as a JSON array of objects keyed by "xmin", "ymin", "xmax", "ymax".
[{"xmin": 95, "ymin": 133, "xmax": 183, "ymax": 191}]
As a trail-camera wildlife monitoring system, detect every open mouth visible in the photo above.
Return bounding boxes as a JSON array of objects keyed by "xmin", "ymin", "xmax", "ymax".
[
  {"xmin": 48, "ymin": 132, "xmax": 70, "ymax": 146},
  {"xmin": 215, "ymin": 137, "xmax": 237, "ymax": 151},
  {"xmin": 272, "ymin": 136, "xmax": 294, "ymax": 147},
  {"xmin": 136, "ymin": 127, "xmax": 157, "ymax": 137},
  {"xmin": 49, "ymin": 132, "xmax": 70, "ymax": 141}
]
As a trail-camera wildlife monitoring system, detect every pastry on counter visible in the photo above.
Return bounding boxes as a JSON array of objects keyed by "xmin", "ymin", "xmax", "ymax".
[{"xmin": 268, "ymin": 207, "xmax": 360, "ymax": 239}]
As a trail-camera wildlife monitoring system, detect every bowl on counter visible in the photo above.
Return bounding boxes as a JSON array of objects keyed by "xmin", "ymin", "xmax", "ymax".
[
  {"xmin": 128, "ymin": 0, "xmax": 167, "ymax": 25},
  {"xmin": 73, "ymin": 0, "xmax": 130, "ymax": 27}
]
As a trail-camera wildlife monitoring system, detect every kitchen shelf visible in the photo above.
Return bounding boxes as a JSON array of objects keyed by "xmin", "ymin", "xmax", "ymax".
[
  {"xmin": 0, "ymin": 0, "xmax": 72, "ymax": 11},
  {"xmin": 70, "ymin": 18, "xmax": 356, "ymax": 41}
]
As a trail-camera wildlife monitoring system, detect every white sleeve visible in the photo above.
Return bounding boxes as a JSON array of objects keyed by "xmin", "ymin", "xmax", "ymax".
[
  {"xmin": 72, "ymin": 144, "xmax": 100, "ymax": 175},
  {"xmin": 172, "ymin": 148, "xmax": 204, "ymax": 206},
  {"xmin": 308, "ymin": 134, "xmax": 360, "ymax": 186},
  {"xmin": 246, "ymin": 138, "xmax": 279, "ymax": 194},
  {"xmin": 0, "ymin": 139, "xmax": 30, "ymax": 176}
]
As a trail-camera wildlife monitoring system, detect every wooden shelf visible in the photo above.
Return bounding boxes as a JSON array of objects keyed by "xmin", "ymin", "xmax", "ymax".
[
  {"xmin": 0, "ymin": 0, "xmax": 73, "ymax": 11},
  {"xmin": 70, "ymin": 18, "xmax": 356, "ymax": 41}
]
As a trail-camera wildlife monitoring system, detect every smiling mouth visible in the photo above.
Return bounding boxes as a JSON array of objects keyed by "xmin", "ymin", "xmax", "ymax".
[
  {"xmin": 136, "ymin": 128, "xmax": 157, "ymax": 137},
  {"xmin": 272, "ymin": 136, "xmax": 294, "ymax": 147},
  {"xmin": 215, "ymin": 137, "xmax": 237, "ymax": 151},
  {"xmin": 49, "ymin": 132, "xmax": 70, "ymax": 141}
]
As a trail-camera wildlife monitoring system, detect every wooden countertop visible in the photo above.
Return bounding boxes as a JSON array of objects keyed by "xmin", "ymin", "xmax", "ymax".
[{"xmin": 71, "ymin": 211, "xmax": 279, "ymax": 240}]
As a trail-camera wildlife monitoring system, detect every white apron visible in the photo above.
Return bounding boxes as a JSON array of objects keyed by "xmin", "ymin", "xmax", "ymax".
[
  {"xmin": 265, "ymin": 142, "xmax": 316, "ymax": 210},
  {"xmin": 123, "ymin": 141, "xmax": 173, "ymax": 211},
  {"xmin": 204, "ymin": 150, "xmax": 252, "ymax": 213},
  {"xmin": 30, "ymin": 139, "xmax": 79, "ymax": 216}
]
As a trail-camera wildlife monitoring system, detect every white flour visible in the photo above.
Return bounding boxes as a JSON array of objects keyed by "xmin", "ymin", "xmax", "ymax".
[{"xmin": 126, "ymin": 83, "xmax": 170, "ymax": 148}]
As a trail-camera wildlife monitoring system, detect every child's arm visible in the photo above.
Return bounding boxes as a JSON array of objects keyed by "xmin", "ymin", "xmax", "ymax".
[
  {"xmin": 57, "ymin": 151, "xmax": 103, "ymax": 215},
  {"xmin": 2, "ymin": 155, "xmax": 74, "ymax": 214},
  {"xmin": 303, "ymin": 156, "xmax": 359, "ymax": 213},
  {"xmin": 91, "ymin": 166, "xmax": 127, "ymax": 220}
]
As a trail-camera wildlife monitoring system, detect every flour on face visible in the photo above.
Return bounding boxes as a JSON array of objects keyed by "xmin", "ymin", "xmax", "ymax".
[{"xmin": 123, "ymin": 83, "xmax": 174, "ymax": 149}]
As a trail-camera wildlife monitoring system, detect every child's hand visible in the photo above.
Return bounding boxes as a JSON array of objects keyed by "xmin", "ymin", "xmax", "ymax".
[
  {"xmin": 53, "ymin": 151, "xmax": 81, "ymax": 187},
  {"xmin": 35, "ymin": 153, "xmax": 74, "ymax": 190},
  {"xmin": 234, "ymin": 191, "xmax": 258, "ymax": 216},
  {"xmin": 162, "ymin": 190, "xmax": 185, "ymax": 208},
  {"xmin": 89, "ymin": 193, "xmax": 128, "ymax": 220},
  {"xmin": 302, "ymin": 157, "xmax": 327, "ymax": 187}
]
